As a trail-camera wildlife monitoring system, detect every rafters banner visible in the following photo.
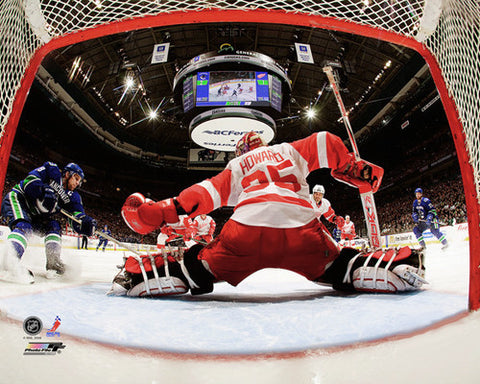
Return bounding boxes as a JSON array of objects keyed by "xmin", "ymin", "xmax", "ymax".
[
  {"xmin": 295, "ymin": 43, "xmax": 314, "ymax": 64},
  {"xmin": 151, "ymin": 43, "xmax": 170, "ymax": 64}
]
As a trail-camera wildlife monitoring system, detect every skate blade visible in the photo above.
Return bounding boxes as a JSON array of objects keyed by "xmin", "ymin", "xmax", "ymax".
[
  {"xmin": 45, "ymin": 270, "xmax": 63, "ymax": 279},
  {"xmin": 403, "ymin": 270, "xmax": 429, "ymax": 285},
  {"xmin": 106, "ymin": 282, "xmax": 128, "ymax": 296}
]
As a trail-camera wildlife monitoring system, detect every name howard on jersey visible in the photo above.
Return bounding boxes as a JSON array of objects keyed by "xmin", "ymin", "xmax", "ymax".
[{"xmin": 239, "ymin": 149, "xmax": 286, "ymax": 174}]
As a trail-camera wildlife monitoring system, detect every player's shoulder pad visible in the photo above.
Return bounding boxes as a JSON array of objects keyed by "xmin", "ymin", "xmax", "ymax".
[{"xmin": 42, "ymin": 161, "xmax": 62, "ymax": 181}]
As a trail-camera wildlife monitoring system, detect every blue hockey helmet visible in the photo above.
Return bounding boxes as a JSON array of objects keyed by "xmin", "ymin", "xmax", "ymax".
[
  {"xmin": 63, "ymin": 163, "xmax": 85, "ymax": 185},
  {"xmin": 415, "ymin": 188, "xmax": 423, "ymax": 194}
]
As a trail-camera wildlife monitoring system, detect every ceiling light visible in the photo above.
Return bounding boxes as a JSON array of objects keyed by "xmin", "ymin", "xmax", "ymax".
[{"xmin": 125, "ymin": 77, "xmax": 134, "ymax": 89}]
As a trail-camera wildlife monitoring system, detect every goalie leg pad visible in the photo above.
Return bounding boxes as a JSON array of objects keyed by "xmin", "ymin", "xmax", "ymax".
[
  {"xmin": 318, "ymin": 246, "xmax": 426, "ymax": 293},
  {"xmin": 128, "ymin": 276, "xmax": 188, "ymax": 297},
  {"xmin": 108, "ymin": 244, "xmax": 214, "ymax": 297},
  {"xmin": 183, "ymin": 244, "xmax": 214, "ymax": 295},
  {"xmin": 124, "ymin": 255, "xmax": 190, "ymax": 297}
]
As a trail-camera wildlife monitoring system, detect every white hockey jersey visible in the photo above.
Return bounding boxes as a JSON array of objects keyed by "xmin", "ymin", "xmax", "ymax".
[
  {"xmin": 166, "ymin": 215, "xmax": 192, "ymax": 231},
  {"xmin": 341, "ymin": 221, "xmax": 355, "ymax": 236},
  {"xmin": 177, "ymin": 132, "xmax": 352, "ymax": 229},
  {"xmin": 193, "ymin": 215, "xmax": 216, "ymax": 236},
  {"xmin": 309, "ymin": 195, "xmax": 336, "ymax": 222}
]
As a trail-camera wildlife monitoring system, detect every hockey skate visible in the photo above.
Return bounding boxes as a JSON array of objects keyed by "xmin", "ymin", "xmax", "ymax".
[
  {"xmin": 45, "ymin": 253, "xmax": 66, "ymax": 279},
  {"xmin": 107, "ymin": 271, "xmax": 131, "ymax": 296}
]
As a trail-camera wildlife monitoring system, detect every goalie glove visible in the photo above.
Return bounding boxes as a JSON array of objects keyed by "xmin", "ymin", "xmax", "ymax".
[
  {"xmin": 331, "ymin": 153, "xmax": 383, "ymax": 194},
  {"xmin": 121, "ymin": 193, "xmax": 179, "ymax": 235}
]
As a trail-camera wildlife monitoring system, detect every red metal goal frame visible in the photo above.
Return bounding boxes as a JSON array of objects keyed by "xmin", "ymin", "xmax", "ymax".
[{"xmin": 1, "ymin": 9, "xmax": 477, "ymax": 309}]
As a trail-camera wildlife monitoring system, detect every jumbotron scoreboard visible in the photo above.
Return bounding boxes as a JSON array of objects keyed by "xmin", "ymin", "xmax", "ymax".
[{"xmin": 173, "ymin": 48, "xmax": 292, "ymax": 153}]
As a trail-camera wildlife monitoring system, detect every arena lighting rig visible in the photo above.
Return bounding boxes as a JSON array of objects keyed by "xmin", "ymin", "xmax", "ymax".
[{"xmin": 173, "ymin": 47, "xmax": 292, "ymax": 152}]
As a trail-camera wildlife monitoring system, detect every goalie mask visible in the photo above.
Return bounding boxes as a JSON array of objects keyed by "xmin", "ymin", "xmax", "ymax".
[{"xmin": 235, "ymin": 131, "xmax": 267, "ymax": 157}]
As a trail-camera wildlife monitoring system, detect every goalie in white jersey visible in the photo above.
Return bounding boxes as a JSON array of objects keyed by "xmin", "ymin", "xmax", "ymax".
[{"xmin": 114, "ymin": 131, "xmax": 427, "ymax": 297}]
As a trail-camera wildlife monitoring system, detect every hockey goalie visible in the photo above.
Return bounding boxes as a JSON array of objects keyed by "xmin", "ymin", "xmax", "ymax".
[{"xmin": 110, "ymin": 131, "xmax": 426, "ymax": 297}]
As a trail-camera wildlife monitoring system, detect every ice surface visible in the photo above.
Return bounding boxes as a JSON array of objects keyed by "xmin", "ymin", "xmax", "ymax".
[{"xmin": 0, "ymin": 237, "xmax": 476, "ymax": 383}]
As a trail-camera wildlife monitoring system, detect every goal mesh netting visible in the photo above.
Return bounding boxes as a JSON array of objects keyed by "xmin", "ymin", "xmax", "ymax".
[{"xmin": 1, "ymin": 0, "xmax": 479, "ymax": 308}]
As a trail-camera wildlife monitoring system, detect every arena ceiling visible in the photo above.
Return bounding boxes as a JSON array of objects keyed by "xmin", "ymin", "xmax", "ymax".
[{"xmin": 38, "ymin": 22, "xmax": 433, "ymax": 164}]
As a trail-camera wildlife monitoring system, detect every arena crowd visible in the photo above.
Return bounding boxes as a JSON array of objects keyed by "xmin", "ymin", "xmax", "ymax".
[{"xmin": 1, "ymin": 102, "xmax": 467, "ymax": 244}]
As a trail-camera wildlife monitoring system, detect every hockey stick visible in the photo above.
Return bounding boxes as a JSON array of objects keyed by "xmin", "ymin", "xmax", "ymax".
[
  {"xmin": 61, "ymin": 209, "xmax": 157, "ymax": 294},
  {"xmin": 323, "ymin": 64, "xmax": 382, "ymax": 249},
  {"xmin": 171, "ymin": 231, "xmax": 209, "ymax": 246},
  {"xmin": 418, "ymin": 218, "xmax": 449, "ymax": 226},
  {"xmin": 60, "ymin": 209, "xmax": 143, "ymax": 256}
]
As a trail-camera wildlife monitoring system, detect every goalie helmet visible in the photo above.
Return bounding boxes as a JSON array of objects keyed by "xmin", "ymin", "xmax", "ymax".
[
  {"xmin": 313, "ymin": 184, "xmax": 325, "ymax": 194},
  {"xmin": 235, "ymin": 131, "xmax": 267, "ymax": 157},
  {"xmin": 63, "ymin": 163, "xmax": 85, "ymax": 186}
]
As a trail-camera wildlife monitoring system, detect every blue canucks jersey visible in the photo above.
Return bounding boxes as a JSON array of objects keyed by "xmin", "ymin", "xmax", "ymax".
[
  {"xmin": 13, "ymin": 161, "xmax": 85, "ymax": 216},
  {"xmin": 412, "ymin": 197, "xmax": 437, "ymax": 221},
  {"xmin": 98, "ymin": 227, "xmax": 111, "ymax": 241}
]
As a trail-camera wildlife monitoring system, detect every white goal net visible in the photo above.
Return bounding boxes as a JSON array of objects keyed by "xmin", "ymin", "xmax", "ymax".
[{"xmin": 1, "ymin": 0, "xmax": 479, "ymax": 308}]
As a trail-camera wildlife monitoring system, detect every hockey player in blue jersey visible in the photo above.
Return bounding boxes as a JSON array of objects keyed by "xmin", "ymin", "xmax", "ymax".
[
  {"xmin": 412, "ymin": 188, "xmax": 448, "ymax": 250},
  {"xmin": 96, "ymin": 225, "xmax": 111, "ymax": 252},
  {"xmin": 1, "ymin": 162, "xmax": 97, "ymax": 283}
]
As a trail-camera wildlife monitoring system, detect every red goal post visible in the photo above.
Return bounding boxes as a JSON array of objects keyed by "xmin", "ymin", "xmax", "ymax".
[{"xmin": 1, "ymin": 0, "xmax": 479, "ymax": 309}]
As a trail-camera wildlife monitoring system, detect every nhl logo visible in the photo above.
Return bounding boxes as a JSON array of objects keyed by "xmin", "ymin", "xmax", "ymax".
[{"xmin": 23, "ymin": 316, "xmax": 43, "ymax": 336}]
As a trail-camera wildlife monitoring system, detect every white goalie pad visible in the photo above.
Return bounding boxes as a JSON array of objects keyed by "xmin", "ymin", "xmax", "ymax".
[
  {"xmin": 128, "ymin": 276, "xmax": 188, "ymax": 297},
  {"xmin": 352, "ymin": 264, "xmax": 427, "ymax": 293},
  {"xmin": 343, "ymin": 247, "xmax": 427, "ymax": 293}
]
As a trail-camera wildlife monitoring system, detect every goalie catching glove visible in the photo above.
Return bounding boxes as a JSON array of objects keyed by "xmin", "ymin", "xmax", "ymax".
[
  {"xmin": 332, "ymin": 153, "xmax": 383, "ymax": 194},
  {"xmin": 121, "ymin": 193, "xmax": 181, "ymax": 235}
]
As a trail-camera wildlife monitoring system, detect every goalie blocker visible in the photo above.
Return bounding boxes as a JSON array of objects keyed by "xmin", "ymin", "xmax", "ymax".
[{"xmin": 108, "ymin": 245, "xmax": 426, "ymax": 297}]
